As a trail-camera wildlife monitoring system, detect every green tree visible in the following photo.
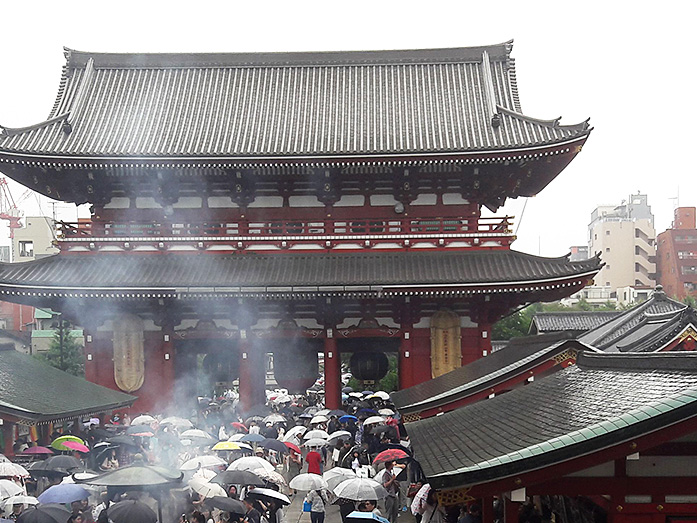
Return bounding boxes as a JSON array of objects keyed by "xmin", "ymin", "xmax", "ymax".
[{"xmin": 38, "ymin": 319, "xmax": 85, "ymax": 377}]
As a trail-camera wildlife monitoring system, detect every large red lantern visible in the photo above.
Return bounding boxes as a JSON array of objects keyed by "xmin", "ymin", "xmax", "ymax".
[
  {"xmin": 274, "ymin": 342, "xmax": 319, "ymax": 393},
  {"xmin": 202, "ymin": 350, "xmax": 239, "ymax": 382},
  {"xmin": 350, "ymin": 352, "xmax": 389, "ymax": 382}
]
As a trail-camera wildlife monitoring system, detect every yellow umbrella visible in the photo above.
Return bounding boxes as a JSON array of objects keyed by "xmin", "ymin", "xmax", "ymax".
[{"xmin": 212, "ymin": 441, "xmax": 241, "ymax": 451}]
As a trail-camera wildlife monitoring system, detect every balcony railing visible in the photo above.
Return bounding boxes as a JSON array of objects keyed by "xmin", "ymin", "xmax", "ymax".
[{"xmin": 56, "ymin": 215, "xmax": 515, "ymax": 252}]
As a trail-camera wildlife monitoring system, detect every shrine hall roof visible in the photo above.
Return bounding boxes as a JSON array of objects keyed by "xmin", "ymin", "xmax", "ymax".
[
  {"xmin": 407, "ymin": 351, "xmax": 697, "ymax": 489},
  {"xmin": 530, "ymin": 311, "xmax": 620, "ymax": 334},
  {"xmin": 0, "ymin": 344, "xmax": 135, "ymax": 424},
  {"xmin": 0, "ymin": 250, "xmax": 600, "ymax": 299},
  {"xmin": 0, "ymin": 42, "xmax": 590, "ymax": 161}
]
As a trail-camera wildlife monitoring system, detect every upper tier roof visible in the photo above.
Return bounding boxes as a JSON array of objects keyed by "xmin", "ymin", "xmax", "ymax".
[{"xmin": 0, "ymin": 42, "xmax": 590, "ymax": 160}]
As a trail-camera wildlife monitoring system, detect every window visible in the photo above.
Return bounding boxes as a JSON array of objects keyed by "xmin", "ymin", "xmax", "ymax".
[
  {"xmin": 606, "ymin": 230, "xmax": 610, "ymax": 235},
  {"xmin": 606, "ymin": 247, "xmax": 610, "ymax": 252},
  {"xmin": 18, "ymin": 241, "xmax": 33, "ymax": 258}
]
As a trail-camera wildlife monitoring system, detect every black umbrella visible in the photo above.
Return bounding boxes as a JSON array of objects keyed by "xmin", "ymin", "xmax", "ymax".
[
  {"xmin": 342, "ymin": 387, "xmax": 353, "ymax": 393},
  {"xmin": 107, "ymin": 435, "xmax": 141, "ymax": 448},
  {"xmin": 370, "ymin": 425, "xmax": 396, "ymax": 436},
  {"xmin": 17, "ymin": 504, "xmax": 71, "ymax": 523},
  {"xmin": 329, "ymin": 410, "xmax": 348, "ymax": 417},
  {"xmin": 210, "ymin": 496, "xmax": 246, "ymax": 514},
  {"xmin": 106, "ymin": 500, "xmax": 157, "ymax": 523},
  {"xmin": 126, "ymin": 425, "xmax": 154, "ymax": 436},
  {"xmin": 29, "ymin": 455, "xmax": 82, "ymax": 477},
  {"xmin": 259, "ymin": 439, "xmax": 289, "ymax": 454},
  {"xmin": 211, "ymin": 470, "xmax": 265, "ymax": 487}
]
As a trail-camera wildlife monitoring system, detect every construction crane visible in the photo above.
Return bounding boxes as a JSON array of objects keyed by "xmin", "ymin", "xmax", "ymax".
[{"xmin": 0, "ymin": 177, "xmax": 23, "ymax": 239}]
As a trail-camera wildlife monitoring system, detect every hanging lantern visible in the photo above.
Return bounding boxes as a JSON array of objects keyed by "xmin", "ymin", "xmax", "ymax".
[
  {"xmin": 202, "ymin": 350, "xmax": 240, "ymax": 383},
  {"xmin": 274, "ymin": 342, "xmax": 319, "ymax": 393},
  {"xmin": 350, "ymin": 352, "xmax": 389, "ymax": 382}
]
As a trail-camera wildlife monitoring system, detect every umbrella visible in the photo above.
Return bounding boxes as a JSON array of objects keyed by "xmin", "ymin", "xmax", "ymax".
[
  {"xmin": 228, "ymin": 434, "xmax": 245, "ymax": 442},
  {"xmin": 342, "ymin": 387, "xmax": 353, "ymax": 393},
  {"xmin": 410, "ymin": 483, "xmax": 431, "ymax": 515},
  {"xmin": 329, "ymin": 410, "xmax": 348, "ymax": 417},
  {"xmin": 0, "ymin": 462, "xmax": 29, "ymax": 477},
  {"xmin": 227, "ymin": 456, "xmax": 274, "ymax": 473},
  {"xmin": 180, "ymin": 429, "xmax": 216, "ymax": 441},
  {"xmin": 106, "ymin": 500, "xmax": 157, "ymax": 523},
  {"xmin": 348, "ymin": 392, "xmax": 363, "ymax": 398},
  {"xmin": 126, "ymin": 425, "xmax": 155, "ymax": 437},
  {"xmin": 339, "ymin": 415, "xmax": 358, "ymax": 423},
  {"xmin": 160, "ymin": 417, "xmax": 194, "ymax": 430},
  {"xmin": 245, "ymin": 487, "xmax": 291, "ymax": 505},
  {"xmin": 240, "ymin": 433, "xmax": 265, "ymax": 443},
  {"xmin": 289, "ymin": 473, "xmax": 327, "ymax": 491},
  {"xmin": 107, "ymin": 435, "xmax": 141, "ymax": 448},
  {"xmin": 298, "ymin": 413, "xmax": 313, "ymax": 419},
  {"xmin": 30, "ymin": 456, "xmax": 83, "ymax": 477},
  {"xmin": 192, "ymin": 469, "xmax": 217, "ymax": 482},
  {"xmin": 378, "ymin": 409, "xmax": 395, "ymax": 416},
  {"xmin": 303, "ymin": 430, "xmax": 329, "ymax": 440},
  {"xmin": 373, "ymin": 449, "xmax": 409, "ymax": 465},
  {"xmin": 333, "ymin": 478, "xmax": 388, "ymax": 501},
  {"xmin": 283, "ymin": 426, "xmax": 306, "ymax": 440},
  {"xmin": 327, "ymin": 430, "xmax": 352, "ymax": 443},
  {"xmin": 310, "ymin": 415, "xmax": 329, "ymax": 424},
  {"xmin": 323, "ymin": 467, "xmax": 356, "ymax": 490},
  {"xmin": 211, "ymin": 470, "xmax": 264, "ymax": 487},
  {"xmin": 78, "ymin": 461, "xmax": 183, "ymax": 487},
  {"xmin": 356, "ymin": 408, "xmax": 378, "ymax": 416},
  {"xmin": 17, "ymin": 504, "xmax": 71, "ymax": 523},
  {"xmin": 253, "ymin": 468, "xmax": 287, "ymax": 489},
  {"xmin": 50, "ymin": 435, "xmax": 84, "ymax": 452},
  {"xmin": 212, "ymin": 441, "xmax": 242, "ymax": 451},
  {"xmin": 188, "ymin": 477, "xmax": 227, "ymax": 498},
  {"xmin": 370, "ymin": 425, "xmax": 396, "ymax": 436},
  {"xmin": 303, "ymin": 438, "xmax": 329, "ymax": 448},
  {"xmin": 209, "ymin": 496, "xmax": 246, "ymax": 514},
  {"xmin": 362, "ymin": 391, "xmax": 374, "ymax": 396},
  {"xmin": 62, "ymin": 441, "xmax": 89, "ymax": 453},
  {"xmin": 21, "ymin": 446, "xmax": 53, "ymax": 455},
  {"xmin": 263, "ymin": 414, "xmax": 286, "ymax": 424},
  {"xmin": 346, "ymin": 511, "xmax": 390, "ymax": 523},
  {"xmin": 231, "ymin": 422, "xmax": 248, "ymax": 433},
  {"xmin": 363, "ymin": 416, "xmax": 386, "ymax": 425},
  {"xmin": 283, "ymin": 442, "xmax": 301, "ymax": 454},
  {"xmin": 0, "ymin": 479, "xmax": 23, "ymax": 498},
  {"xmin": 1, "ymin": 495, "xmax": 39, "ymax": 508},
  {"xmin": 131, "ymin": 415, "xmax": 157, "ymax": 426},
  {"xmin": 180, "ymin": 455, "xmax": 226, "ymax": 471},
  {"xmin": 37, "ymin": 484, "xmax": 89, "ymax": 504},
  {"xmin": 259, "ymin": 439, "xmax": 289, "ymax": 454}
]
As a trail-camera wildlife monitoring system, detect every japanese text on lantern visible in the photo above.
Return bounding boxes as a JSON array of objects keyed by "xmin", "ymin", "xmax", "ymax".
[{"xmin": 113, "ymin": 314, "xmax": 145, "ymax": 392}]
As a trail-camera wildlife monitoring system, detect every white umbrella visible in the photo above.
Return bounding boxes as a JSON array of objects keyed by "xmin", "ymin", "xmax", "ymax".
[
  {"xmin": 315, "ymin": 409, "xmax": 330, "ymax": 417},
  {"xmin": 246, "ymin": 487, "xmax": 291, "ymax": 505},
  {"xmin": 228, "ymin": 456, "xmax": 274, "ymax": 473},
  {"xmin": 263, "ymin": 414, "xmax": 286, "ymax": 424},
  {"xmin": 189, "ymin": 477, "xmax": 227, "ymax": 499},
  {"xmin": 323, "ymin": 468, "xmax": 356, "ymax": 490},
  {"xmin": 192, "ymin": 468, "xmax": 218, "ymax": 482},
  {"xmin": 181, "ymin": 455, "xmax": 227, "ymax": 471},
  {"xmin": 2, "ymin": 494, "xmax": 38, "ymax": 507},
  {"xmin": 289, "ymin": 473, "xmax": 328, "ymax": 491},
  {"xmin": 181, "ymin": 429, "xmax": 216, "ymax": 441},
  {"xmin": 303, "ymin": 429, "xmax": 329, "ymax": 440},
  {"xmin": 378, "ymin": 409, "xmax": 395, "ymax": 416},
  {"xmin": 303, "ymin": 438, "xmax": 329, "ymax": 448},
  {"xmin": 333, "ymin": 477, "xmax": 388, "ymax": 501},
  {"xmin": 363, "ymin": 416, "xmax": 386, "ymax": 425},
  {"xmin": 253, "ymin": 468, "xmax": 288, "ymax": 490},
  {"xmin": 160, "ymin": 417, "xmax": 194, "ymax": 429},
  {"xmin": 0, "ymin": 479, "xmax": 23, "ymax": 499},
  {"xmin": 373, "ymin": 391, "xmax": 391, "ymax": 400},
  {"xmin": 131, "ymin": 414, "xmax": 156, "ymax": 426},
  {"xmin": 310, "ymin": 415, "xmax": 329, "ymax": 424},
  {"xmin": 273, "ymin": 394, "xmax": 292, "ymax": 404},
  {"xmin": 327, "ymin": 430, "xmax": 352, "ymax": 442},
  {"xmin": 348, "ymin": 392, "xmax": 363, "ymax": 398},
  {"xmin": 0, "ymin": 462, "xmax": 29, "ymax": 477},
  {"xmin": 283, "ymin": 426, "xmax": 307, "ymax": 440},
  {"xmin": 228, "ymin": 433, "xmax": 246, "ymax": 442}
]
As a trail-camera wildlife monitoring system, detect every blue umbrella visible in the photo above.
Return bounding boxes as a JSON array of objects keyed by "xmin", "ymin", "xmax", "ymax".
[
  {"xmin": 339, "ymin": 415, "xmax": 358, "ymax": 423},
  {"xmin": 346, "ymin": 511, "xmax": 390, "ymax": 523},
  {"xmin": 37, "ymin": 483, "xmax": 89, "ymax": 504},
  {"xmin": 240, "ymin": 433, "xmax": 265, "ymax": 443}
]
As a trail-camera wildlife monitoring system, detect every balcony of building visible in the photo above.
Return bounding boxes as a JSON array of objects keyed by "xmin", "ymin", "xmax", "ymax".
[{"xmin": 55, "ymin": 215, "xmax": 516, "ymax": 253}]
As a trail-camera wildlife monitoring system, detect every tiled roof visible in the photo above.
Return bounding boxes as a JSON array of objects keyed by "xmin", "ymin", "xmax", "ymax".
[
  {"xmin": 0, "ymin": 250, "xmax": 601, "ymax": 298},
  {"xmin": 530, "ymin": 312, "xmax": 620, "ymax": 333},
  {"xmin": 407, "ymin": 351, "xmax": 697, "ymax": 489},
  {"xmin": 614, "ymin": 307, "xmax": 697, "ymax": 353},
  {"xmin": 0, "ymin": 43, "xmax": 589, "ymax": 159},
  {"xmin": 0, "ymin": 345, "xmax": 135, "ymax": 423},
  {"xmin": 578, "ymin": 288, "xmax": 686, "ymax": 351},
  {"xmin": 392, "ymin": 332, "xmax": 584, "ymax": 414}
]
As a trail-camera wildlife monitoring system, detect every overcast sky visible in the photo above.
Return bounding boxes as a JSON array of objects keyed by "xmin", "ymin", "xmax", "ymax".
[{"xmin": 0, "ymin": 1, "xmax": 694, "ymax": 256}]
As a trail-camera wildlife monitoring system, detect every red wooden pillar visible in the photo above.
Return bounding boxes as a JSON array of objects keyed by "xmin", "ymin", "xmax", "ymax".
[
  {"xmin": 1, "ymin": 423, "xmax": 14, "ymax": 457},
  {"xmin": 324, "ymin": 333, "xmax": 341, "ymax": 409},
  {"xmin": 482, "ymin": 497, "xmax": 495, "ymax": 523},
  {"xmin": 504, "ymin": 497, "xmax": 519, "ymax": 523},
  {"xmin": 399, "ymin": 330, "xmax": 414, "ymax": 389},
  {"xmin": 238, "ymin": 331, "xmax": 265, "ymax": 412}
]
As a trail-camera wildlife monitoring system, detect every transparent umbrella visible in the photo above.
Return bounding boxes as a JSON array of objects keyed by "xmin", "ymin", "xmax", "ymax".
[{"xmin": 333, "ymin": 478, "xmax": 388, "ymax": 501}]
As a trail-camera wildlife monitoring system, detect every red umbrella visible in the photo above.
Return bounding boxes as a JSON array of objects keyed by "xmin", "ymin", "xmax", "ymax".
[
  {"xmin": 373, "ymin": 449, "xmax": 409, "ymax": 465},
  {"xmin": 283, "ymin": 441, "xmax": 301, "ymax": 454},
  {"xmin": 22, "ymin": 446, "xmax": 54, "ymax": 455},
  {"xmin": 63, "ymin": 441, "xmax": 90, "ymax": 453},
  {"xmin": 231, "ymin": 422, "xmax": 248, "ymax": 433}
]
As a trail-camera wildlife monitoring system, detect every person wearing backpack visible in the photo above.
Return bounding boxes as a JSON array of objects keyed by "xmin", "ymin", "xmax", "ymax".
[{"xmin": 304, "ymin": 488, "xmax": 328, "ymax": 523}]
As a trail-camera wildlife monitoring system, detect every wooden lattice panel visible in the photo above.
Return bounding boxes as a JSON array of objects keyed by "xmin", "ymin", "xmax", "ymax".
[{"xmin": 436, "ymin": 487, "xmax": 475, "ymax": 506}]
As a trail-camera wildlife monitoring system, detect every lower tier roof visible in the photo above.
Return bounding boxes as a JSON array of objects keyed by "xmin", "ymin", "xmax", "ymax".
[{"xmin": 0, "ymin": 250, "xmax": 601, "ymax": 299}]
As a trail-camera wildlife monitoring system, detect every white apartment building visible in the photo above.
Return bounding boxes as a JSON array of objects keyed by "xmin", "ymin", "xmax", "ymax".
[
  {"xmin": 588, "ymin": 193, "xmax": 656, "ymax": 293},
  {"xmin": 11, "ymin": 216, "xmax": 58, "ymax": 262}
]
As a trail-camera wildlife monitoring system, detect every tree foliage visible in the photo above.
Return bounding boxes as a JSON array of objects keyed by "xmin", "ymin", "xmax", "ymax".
[{"xmin": 38, "ymin": 320, "xmax": 85, "ymax": 377}]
